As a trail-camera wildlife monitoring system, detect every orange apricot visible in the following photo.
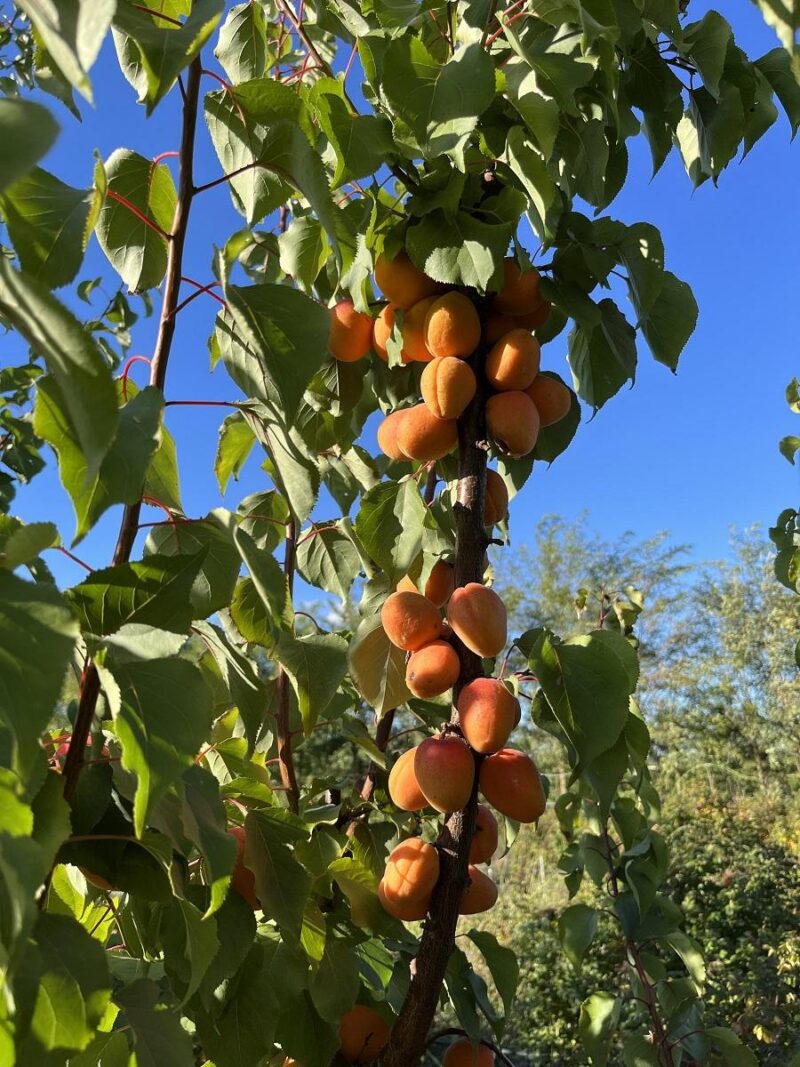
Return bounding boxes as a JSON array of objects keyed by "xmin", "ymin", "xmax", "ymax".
[
  {"xmin": 396, "ymin": 403, "xmax": 458, "ymax": 462},
  {"xmin": 457, "ymin": 678, "xmax": 519, "ymax": 755},
  {"xmin": 229, "ymin": 825, "xmax": 259, "ymax": 910},
  {"xmin": 397, "ymin": 560, "xmax": 455, "ymax": 607},
  {"xmin": 414, "ymin": 734, "xmax": 475, "ymax": 813},
  {"xmin": 493, "ymin": 258, "xmax": 543, "ymax": 316},
  {"xmin": 483, "ymin": 469, "xmax": 509, "ymax": 526},
  {"xmin": 406, "ymin": 640, "xmax": 461, "ymax": 698},
  {"xmin": 377, "ymin": 409, "xmax": 409, "ymax": 461},
  {"xmin": 381, "ymin": 590, "xmax": 442, "ymax": 652},
  {"xmin": 447, "ymin": 583, "xmax": 507, "ymax": 658},
  {"xmin": 443, "ymin": 1037, "xmax": 495, "ymax": 1067},
  {"xmin": 374, "ymin": 249, "xmax": 439, "ymax": 309},
  {"xmin": 339, "ymin": 1004, "xmax": 391, "ymax": 1064},
  {"xmin": 459, "ymin": 865, "xmax": 498, "ymax": 915},
  {"xmin": 424, "ymin": 292, "xmax": 481, "ymax": 359},
  {"xmin": 383, "ymin": 837, "xmax": 440, "ymax": 903},
  {"xmin": 525, "ymin": 374, "xmax": 572, "ymax": 427},
  {"xmin": 486, "ymin": 391, "xmax": 540, "ymax": 457},
  {"xmin": 469, "ymin": 804, "xmax": 499, "ymax": 865},
  {"xmin": 402, "ymin": 296, "xmax": 437, "ymax": 362},
  {"xmin": 388, "ymin": 746, "xmax": 428, "ymax": 811},
  {"xmin": 421, "ymin": 356, "xmax": 477, "ymax": 419},
  {"xmin": 329, "ymin": 300, "xmax": 373, "ymax": 363},
  {"xmin": 485, "ymin": 329, "xmax": 540, "ymax": 391},
  {"xmin": 483, "ymin": 312, "xmax": 517, "ymax": 346},
  {"xmin": 378, "ymin": 879, "xmax": 431, "ymax": 921},
  {"xmin": 479, "ymin": 748, "xmax": 546, "ymax": 823},
  {"xmin": 516, "ymin": 299, "xmax": 551, "ymax": 331},
  {"xmin": 373, "ymin": 304, "xmax": 410, "ymax": 363}
]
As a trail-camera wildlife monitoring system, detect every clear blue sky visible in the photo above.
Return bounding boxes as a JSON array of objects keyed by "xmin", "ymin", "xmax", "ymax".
[{"xmin": 8, "ymin": 1, "xmax": 800, "ymax": 592}]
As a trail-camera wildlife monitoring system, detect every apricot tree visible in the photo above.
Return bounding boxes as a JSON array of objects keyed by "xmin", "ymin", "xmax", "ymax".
[{"xmin": 0, "ymin": 2, "xmax": 796, "ymax": 1066}]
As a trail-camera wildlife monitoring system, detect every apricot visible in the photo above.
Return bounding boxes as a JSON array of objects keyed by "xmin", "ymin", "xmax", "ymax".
[
  {"xmin": 459, "ymin": 865, "xmax": 498, "ymax": 915},
  {"xmin": 339, "ymin": 1004, "xmax": 391, "ymax": 1064},
  {"xmin": 397, "ymin": 560, "xmax": 455, "ymax": 607},
  {"xmin": 443, "ymin": 1037, "xmax": 495, "ymax": 1067},
  {"xmin": 406, "ymin": 640, "xmax": 461, "ymax": 698},
  {"xmin": 483, "ymin": 312, "xmax": 517, "ymax": 346},
  {"xmin": 377, "ymin": 409, "xmax": 410, "ymax": 462},
  {"xmin": 396, "ymin": 403, "xmax": 458, "ymax": 463},
  {"xmin": 421, "ymin": 357, "xmax": 476, "ymax": 420},
  {"xmin": 483, "ymin": 469, "xmax": 508, "ymax": 526},
  {"xmin": 229, "ymin": 825, "xmax": 259, "ymax": 909},
  {"xmin": 383, "ymin": 837, "xmax": 440, "ymax": 903},
  {"xmin": 414, "ymin": 735, "xmax": 475, "ymax": 813},
  {"xmin": 479, "ymin": 749, "xmax": 546, "ymax": 823},
  {"xmin": 378, "ymin": 878, "xmax": 431, "ymax": 921},
  {"xmin": 329, "ymin": 300, "xmax": 373, "ymax": 363},
  {"xmin": 457, "ymin": 678, "xmax": 519, "ymax": 755},
  {"xmin": 388, "ymin": 746, "xmax": 428, "ymax": 811},
  {"xmin": 525, "ymin": 374, "xmax": 572, "ymax": 426},
  {"xmin": 381, "ymin": 590, "xmax": 442, "ymax": 651},
  {"xmin": 516, "ymin": 299, "xmax": 551, "ymax": 331},
  {"xmin": 374, "ymin": 250, "xmax": 439, "ymax": 309},
  {"xmin": 373, "ymin": 304, "xmax": 409, "ymax": 363},
  {"xmin": 485, "ymin": 329, "xmax": 540, "ymax": 391},
  {"xmin": 493, "ymin": 258, "xmax": 543, "ymax": 316},
  {"xmin": 424, "ymin": 292, "xmax": 481, "ymax": 359},
  {"xmin": 486, "ymin": 391, "xmax": 540, "ymax": 457},
  {"xmin": 447, "ymin": 583, "xmax": 507, "ymax": 658},
  {"xmin": 402, "ymin": 296, "xmax": 437, "ymax": 362},
  {"xmin": 469, "ymin": 804, "xmax": 499, "ymax": 865}
]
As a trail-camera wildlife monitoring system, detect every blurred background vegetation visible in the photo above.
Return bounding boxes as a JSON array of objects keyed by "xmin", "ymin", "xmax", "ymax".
[{"xmin": 292, "ymin": 515, "xmax": 800, "ymax": 1064}]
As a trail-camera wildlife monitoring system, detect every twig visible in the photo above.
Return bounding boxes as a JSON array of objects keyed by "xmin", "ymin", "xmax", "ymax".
[{"xmin": 275, "ymin": 518, "xmax": 301, "ymax": 813}]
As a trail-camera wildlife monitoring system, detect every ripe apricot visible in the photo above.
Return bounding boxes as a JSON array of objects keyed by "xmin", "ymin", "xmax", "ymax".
[
  {"xmin": 381, "ymin": 590, "xmax": 442, "ymax": 652},
  {"xmin": 396, "ymin": 403, "xmax": 458, "ymax": 462},
  {"xmin": 374, "ymin": 249, "xmax": 439, "ymax": 309},
  {"xmin": 469, "ymin": 804, "xmax": 499, "ymax": 865},
  {"xmin": 483, "ymin": 312, "xmax": 517, "ymax": 346},
  {"xmin": 229, "ymin": 825, "xmax": 259, "ymax": 909},
  {"xmin": 373, "ymin": 304, "xmax": 410, "ymax": 363},
  {"xmin": 421, "ymin": 356, "xmax": 476, "ymax": 420},
  {"xmin": 378, "ymin": 879, "xmax": 431, "ymax": 921},
  {"xmin": 414, "ymin": 735, "xmax": 475, "ymax": 813},
  {"xmin": 406, "ymin": 640, "xmax": 460, "ymax": 698},
  {"xmin": 339, "ymin": 1004, "xmax": 391, "ymax": 1064},
  {"xmin": 383, "ymin": 837, "xmax": 440, "ymax": 903},
  {"xmin": 329, "ymin": 300, "xmax": 373, "ymax": 363},
  {"xmin": 424, "ymin": 292, "xmax": 481, "ymax": 359},
  {"xmin": 485, "ymin": 329, "xmax": 540, "ymax": 391},
  {"xmin": 493, "ymin": 258, "xmax": 542, "ymax": 316},
  {"xmin": 479, "ymin": 749, "xmax": 546, "ymax": 823},
  {"xmin": 483, "ymin": 469, "xmax": 508, "ymax": 526},
  {"xmin": 486, "ymin": 391, "xmax": 540, "ymax": 457},
  {"xmin": 525, "ymin": 374, "xmax": 572, "ymax": 426},
  {"xmin": 388, "ymin": 746, "xmax": 428, "ymax": 811},
  {"xmin": 457, "ymin": 678, "xmax": 519, "ymax": 754},
  {"xmin": 459, "ymin": 865, "xmax": 498, "ymax": 915},
  {"xmin": 397, "ymin": 560, "xmax": 455, "ymax": 607},
  {"xmin": 516, "ymin": 299, "xmax": 551, "ymax": 331},
  {"xmin": 402, "ymin": 296, "xmax": 437, "ymax": 362},
  {"xmin": 443, "ymin": 1037, "xmax": 495, "ymax": 1067},
  {"xmin": 447, "ymin": 583, "xmax": 507, "ymax": 659},
  {"xmin": 377, "ymin": 409, "xmax": 409, "ymax": 461}
]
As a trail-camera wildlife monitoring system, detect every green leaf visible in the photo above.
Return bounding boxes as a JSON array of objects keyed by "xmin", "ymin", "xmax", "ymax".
[
  {"xmin": 296, "ymin": 523, "xmax": 362, "ymax": 600},
  {"xmin": 115, "ymin": 979, "xmax": 195, "ymax": 1067},
  {"xmin": 382, "ymin": 39, "xmax": 496, "ymax": 162},
  {"xmin": 0, "ymin": 571, "xmax": 78, "ymax": 774},
  {"xmin": 0, "ymin": 167, "xmax": 101, "ymax": 288},
  {"xmin": 309, "ymin": 78, "xmax": 395, "ymax": 188},
  {"xmin": 245, "ymin": 808, "xmax": 311, "ymax": 940},
  {"xmin": 144, "ymin": 509, "xmax": 240, "ymax": 618},
  {"xmin": 579, "ymin": 992, "xmax": 621, "ymax": 1065},
  {"xmin": 161, "ymin": 898, "xmax": 218, "ymax": 1004},
  {"xmin": 0, "ymin": 99, "xmax": 59, "ymax": 195},
  {"xmin": 663, "ymin": 931, "xmax": 706, "ymax": 985},
  {"xmin": 68, "ymin": 550, "xmax": 204, "ymax": 637},
  {"xmin": 195, "ymin": 943, "xmax": 279, "ymax": 1066},
  {"xmin": 192, "ymin": 621, "xmax": 270, "ymax": 749},
  {"xmin": 214, "ymin": 1, "xmax": 267, "ymax": 83},
  {"xmin": 749, "ymin": 0, "xmax": 800, "ymax": 82},
  {"xmin": 101, "ymin": 656, "xmax": 213, "ymax": 835},
  {"xmin": 0, "ymin": 521, "xmax": 58, "ymax": 570},
  {"xmin": 466, "ymin": 930, "xmax": 519, "ymax": 1024},
  {"xmin": 617, "ymin": 223, "xmax": 665, "ymax": 320},
  {"xmin": 221, "ymin": 283, "xmax": 331, "ymax": 422},
  {"xmin": 0, "ymin": 258, "xmax": 118, "ymax": 482},
  {"xmin": 34, "ymin": 378, "xmax": 163, "ymax": 544},
  {"xmin": 677, "ymin": 85, "xmax": 747, "ymax": 185},
  {"xmin": 780, "ymin": 435, "xmax": 800, "ymax": 463},
  {"xmin": 95, "ymin": 149, "xmax": 176, "ymax": 292},
  {"xmin": 348, "ymin": 611, "xmax": 412, "ymax": 716},
  {"xmin": 233, "ymin": 526, "xmax": 293, "ymax": 644},
  {"xmin": 640, "ymin": 271, "xmax": 698, "ymax": 371},
  {"xmin": 112, "ymin": 0, "xmax": 224, "ymax": 114},
  {"xmin": 277, "ymin": 991, "xmax": 340, "ymax": 1067},
  {"xmin": 756, "ymin": 48, "xmax": 800, "ymax": 136},
  {"xmin": 682, "ymin": 12, "xmax": 732, "ymax": 98},
  {"xmin": 309, "ymin": 940, "xmax": 360, "ymax": 1025},
  {"xmin": 278, "ymin": 215, "xmax": 332, "ymax": 292},
  {"xmin": 531, "ymin": 373, "xmax": 581, "ymax": 464},
  {"xmin": 568, "ymin": 299, "xmax": 637, "ymax": 409},
  {"xmin": 179, "ymin": 764, "xmax": 237, "ymax": 916},
  {"xmin": 215, "ymin": 411, "xmax": 256, "ymax": 493},
  {"xmin": 275, "ymin": 632, "xmax": 349, "ymax": 735},
  {"xmin": 622, "ymin": 1034, "xmax": 661, "ymax": 1066},
  {"xmin": 505, "ymin": 127, "xmax": 559, "ymax": 241},
  {"xmin": 355, "ymin": 479, "xmax": 426, "ymax": 581},
  {"xmin": 558, "ymin": 903, "xmax": 598, "ymax": 972},
  {"xmin": 249, "ymin": 406, "xmax": 321, "ymax": 522},
  {"xmin": 15, "ymin": 0, "xmax": 114, "ymax": 102},
  {"xmin": 705, "ymin": 1027, "xmax": 758, "ymax": 1066}
]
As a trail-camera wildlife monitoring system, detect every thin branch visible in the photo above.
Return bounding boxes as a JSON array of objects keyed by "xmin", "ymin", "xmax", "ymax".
[
  {"xmin": 426, "ymin": 1029, "xmax": 516, "ymax": 1067},
  {"xmin": 275, "ymin": 518, "xmax": 301, "ymax": 813}
]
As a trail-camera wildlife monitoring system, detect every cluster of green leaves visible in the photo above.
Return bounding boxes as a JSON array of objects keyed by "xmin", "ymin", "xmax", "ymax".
[
  {"xmin": 0, "ymin": 1, "xmax": 797, "ymax": 1065},
  {"xmin": 773, "ymin": 376, "xmax": 800, "ymax": 663}
]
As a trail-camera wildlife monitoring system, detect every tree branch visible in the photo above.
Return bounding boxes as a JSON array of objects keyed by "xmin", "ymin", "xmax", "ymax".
[{"xmin": 275, "ymin": 517, "xmax": 301, "ymax": 813}]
